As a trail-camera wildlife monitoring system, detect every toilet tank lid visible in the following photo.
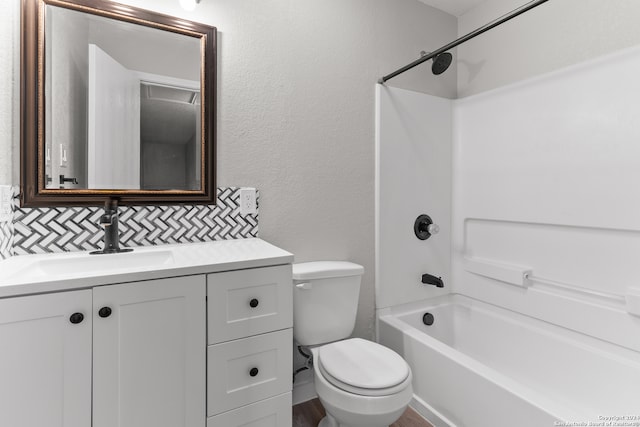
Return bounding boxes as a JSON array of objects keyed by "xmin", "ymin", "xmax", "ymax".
[{"xmin": 292, "ymin": 261, "xmax": 364, "ymax": 281}]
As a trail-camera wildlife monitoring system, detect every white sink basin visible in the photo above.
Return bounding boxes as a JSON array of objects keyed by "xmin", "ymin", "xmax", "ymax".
[{"xmin": 2, "ymin": 249, "xmax": 174, "ymax": 283}]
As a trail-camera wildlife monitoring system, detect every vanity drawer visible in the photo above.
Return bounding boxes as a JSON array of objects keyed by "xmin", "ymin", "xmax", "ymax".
[
  {"xmin": 207, "ymin": 265, "xmax": 292, "ymax": 344},
  {"xmin": 206, "ymin": 392, "xmax": 291, "ymax": 427},
  {"xmin": 207, "ymin": 328, "xmax": 292, "ymax": 416}
]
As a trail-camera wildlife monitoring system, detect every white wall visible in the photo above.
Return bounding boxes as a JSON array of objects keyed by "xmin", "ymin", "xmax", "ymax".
[
  {"xmin": 0, "ymin": 0, "xmax": 457, "ymax": 339},
  {"xmin": 375, "ymin": 85, "xmax": 451, "ymax": 309},
  {"xmin": 453, "ymin": 46, "xmax": 640, "ymax": 352},
  {"xmin": 458, "ymin": 0, "xmax": 640, "ymax": 97}
]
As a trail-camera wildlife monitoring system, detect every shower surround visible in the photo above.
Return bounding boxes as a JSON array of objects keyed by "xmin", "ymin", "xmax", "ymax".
[{"xmin": 376, "ymin": 45, "xmax": 640, "ymax": 425}]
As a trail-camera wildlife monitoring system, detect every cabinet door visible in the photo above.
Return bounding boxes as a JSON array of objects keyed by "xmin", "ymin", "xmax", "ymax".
[
  {"xmin": 93, "ymin": 275, "xmax": 206, "ymax": 427},
  {"xmin": 0, "ymin": 290, "xmax": 92, "ymax": 427}
]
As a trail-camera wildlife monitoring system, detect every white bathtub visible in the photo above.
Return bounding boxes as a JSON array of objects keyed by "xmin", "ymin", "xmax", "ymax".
[{"xmin": 377, "ymin": 294, "xmax": 640, "ymax": 427}]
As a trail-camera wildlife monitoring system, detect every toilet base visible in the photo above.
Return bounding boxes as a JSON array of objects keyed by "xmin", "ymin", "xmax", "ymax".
[
  {"xmin": 318, "ymin": 413, "xmax": 393, "ymax": 427},
  {"xmin": 318, "ymin": 414, "xmax": 338, "ymax": 427},
  {"xmin": 318, "ymin": 409, "xmax": 404, "ymax": 427}
]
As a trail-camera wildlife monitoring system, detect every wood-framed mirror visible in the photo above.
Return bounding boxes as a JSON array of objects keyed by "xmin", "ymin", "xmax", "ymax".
[{"xmin": 21, "ymin": 0, "xmax": 216, "ymax": 207}]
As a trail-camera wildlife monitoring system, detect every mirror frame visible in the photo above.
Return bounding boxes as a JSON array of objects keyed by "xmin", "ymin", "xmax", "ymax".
[{"xmin": 21, "ymin": 0, "xmax": 217, "ymax": 207}]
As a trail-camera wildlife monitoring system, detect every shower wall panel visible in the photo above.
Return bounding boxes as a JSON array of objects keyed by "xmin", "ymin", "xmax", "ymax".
[
  {"xmin": 453, "ymin": 45, "xmax": 640, "ymax": 352},
  {"xmin": 375, "ymin": 85, "xmax": 452, "ymax": 309}
]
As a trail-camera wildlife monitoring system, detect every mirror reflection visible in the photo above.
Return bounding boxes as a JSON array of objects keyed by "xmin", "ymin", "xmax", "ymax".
[{"xmin": 44, "ymin": 4, "xmax": 202, "ymax": 191}]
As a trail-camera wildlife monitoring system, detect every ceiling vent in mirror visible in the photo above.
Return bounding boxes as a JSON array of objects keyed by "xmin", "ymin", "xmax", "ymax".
[{"xmin": 141, "ymin": 83, "xmax": 200, "ymax": 105}]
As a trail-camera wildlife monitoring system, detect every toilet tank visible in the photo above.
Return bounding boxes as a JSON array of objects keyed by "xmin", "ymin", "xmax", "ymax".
[{"xmin": 292, "ymin": 261, "xmax": 364, "ymax": 346}]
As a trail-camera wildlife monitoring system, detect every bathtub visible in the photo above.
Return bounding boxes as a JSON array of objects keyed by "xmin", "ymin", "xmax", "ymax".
[{"xmin": 377, "ymin": 294, "xmax": 640, "ymax": 427}]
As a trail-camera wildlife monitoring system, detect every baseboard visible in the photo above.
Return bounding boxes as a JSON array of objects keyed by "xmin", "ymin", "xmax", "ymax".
[
  {"xmin": 292, "ymin": 369, "xmax": 317, "ymax": 405},
  {"xmin": 410, "ymin": 395, "xmax": 456, "ymax": 427}
]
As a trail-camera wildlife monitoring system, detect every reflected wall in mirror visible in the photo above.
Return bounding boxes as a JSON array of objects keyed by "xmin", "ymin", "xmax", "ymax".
[{"xmin": 22, "ymin": 0, "xmax": 216, "ymax": 206}]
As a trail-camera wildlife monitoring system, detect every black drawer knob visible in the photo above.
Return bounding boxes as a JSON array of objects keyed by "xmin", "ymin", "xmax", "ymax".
[
  {"xmin": 69, "ymin": 312, "xmax": 84, "ymax": 324},
  {"xmin": 98, "ymin": 307, "xmax": 112, "ymax": 318},
  {"xmin": 249, "ymin": 367, "xmax": 259, "ymax": 377},
  {"xmin": 249, "ymin": 298, "xmax": 259, "ymax": 308}
]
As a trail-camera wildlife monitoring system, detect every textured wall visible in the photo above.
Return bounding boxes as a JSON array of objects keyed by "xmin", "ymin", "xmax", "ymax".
[{"xmin": 457, "ymin": 0, "xmax": 640, "ymax": 97}]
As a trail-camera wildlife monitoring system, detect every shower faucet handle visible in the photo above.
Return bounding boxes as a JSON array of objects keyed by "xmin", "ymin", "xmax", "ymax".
[
  {"xmin": 414, "ymin": 214, "xmax": 439, "ymax": 240},
  {"xmin": 427, "ymin": 223, "xmax": 440, "ymax": 235}
]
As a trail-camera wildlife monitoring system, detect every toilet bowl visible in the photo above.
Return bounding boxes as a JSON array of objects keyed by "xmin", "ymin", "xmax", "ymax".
[
  {"xmin": 311, "ymin": 339, "xmax": 413, "ymax": 427},
  {"xmin": 292, "ymin": 262, "xmax": 413, "ymax": 427}
]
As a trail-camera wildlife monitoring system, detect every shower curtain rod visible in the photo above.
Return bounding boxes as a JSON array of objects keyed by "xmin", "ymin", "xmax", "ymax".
[{"xmin": 378, "ymin": 0, "xmax": 550, "ymax": 84}]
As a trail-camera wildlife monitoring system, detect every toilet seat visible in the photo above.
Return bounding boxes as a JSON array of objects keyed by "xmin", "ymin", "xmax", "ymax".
[{"xmin": 317, "ymin": 338, "xmax": 411, "ymax": 397}]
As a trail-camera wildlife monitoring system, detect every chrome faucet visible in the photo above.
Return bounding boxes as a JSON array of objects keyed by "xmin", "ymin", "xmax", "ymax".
[
  {"xmin": 91, "ymin": 199, "xmax": 132, "ymax": 255},
  {"xmin": 421, "ymin": 273, "xmax": 444, "ymax": 288}
]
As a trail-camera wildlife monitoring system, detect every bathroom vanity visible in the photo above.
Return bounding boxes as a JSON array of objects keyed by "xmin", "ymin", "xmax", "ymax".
[{"xmin": 0, "ymin": 238, "xmax": 293, "ymax": 427}]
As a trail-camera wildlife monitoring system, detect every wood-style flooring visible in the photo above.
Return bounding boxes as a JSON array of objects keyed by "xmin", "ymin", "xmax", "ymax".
[{"xmin": 292, "ymin": 398, "xmax": 434, "ymax": 427}]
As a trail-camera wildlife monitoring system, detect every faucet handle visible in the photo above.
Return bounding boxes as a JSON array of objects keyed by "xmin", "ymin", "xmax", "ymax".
[
  {"xmin": 98, "ymin": 199, "xmax": 118, "ymax": 226},
  {"xmin": 427, "ymin": 223, "xmax": 440, "ymax": 235},
  {"xmin": 99, "ymin": 214, "xmax": 113, "ymax": 227},
  {"xmin": 414, "ymin": 214, "xmax": 439, "ymax": 240}
]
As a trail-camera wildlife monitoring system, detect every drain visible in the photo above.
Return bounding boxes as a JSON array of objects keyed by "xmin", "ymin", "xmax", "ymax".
[{"xmin": 422, "ymin": 312, "xmax": 435, "ymax": 326}]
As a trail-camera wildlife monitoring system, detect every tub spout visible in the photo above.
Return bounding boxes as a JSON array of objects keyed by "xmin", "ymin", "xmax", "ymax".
[{"xmin": 422, "ymin": 273, "xmax": 444, "ymax": 288}]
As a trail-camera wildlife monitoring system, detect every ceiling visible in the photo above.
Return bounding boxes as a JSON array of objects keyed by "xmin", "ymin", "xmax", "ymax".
[{"xmin": 417, "ymin": 0, "xmax": 486, "ymax": 16}]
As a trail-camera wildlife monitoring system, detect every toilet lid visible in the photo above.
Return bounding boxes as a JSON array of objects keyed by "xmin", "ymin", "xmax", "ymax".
[
  {"xmin": 292, "ymin": 261, "xmax": 364, "ymax": 281},
  {"xmin": 317, "ymin": 338, "xmax": 410, "ymax": 395}
]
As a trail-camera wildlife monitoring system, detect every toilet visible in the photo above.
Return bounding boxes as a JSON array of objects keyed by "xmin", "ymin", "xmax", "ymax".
[{"xmin": 293, "ymin": 261, "xmax": 413, "ymax": 427}]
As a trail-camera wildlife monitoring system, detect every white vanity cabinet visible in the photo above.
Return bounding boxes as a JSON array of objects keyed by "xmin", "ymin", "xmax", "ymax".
[
  {"xmin": 0, "ymin": 275, "xmax": 206, "ymax": 427},
  {"xmin": 0, "ymin": 239, "xmax": 294, "ymax": 427}
]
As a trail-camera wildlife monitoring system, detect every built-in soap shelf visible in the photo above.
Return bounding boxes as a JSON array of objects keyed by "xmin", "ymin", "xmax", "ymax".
[
  {"xmin": 463, "ymin": 256, "xmax": 640, "ymax": 316},
  {"xmin": 463, "ymin": 257, "xmax": 531, "ymax": 288}
]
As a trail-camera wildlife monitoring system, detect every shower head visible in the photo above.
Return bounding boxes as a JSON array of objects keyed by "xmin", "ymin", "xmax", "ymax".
[
  {"xmin": 419, "ymin": 51, "xmax": 453, "ymax": 75},
  {"xmin": 431, "ymin": 52, "xmax": 453, "ymax": 75}
]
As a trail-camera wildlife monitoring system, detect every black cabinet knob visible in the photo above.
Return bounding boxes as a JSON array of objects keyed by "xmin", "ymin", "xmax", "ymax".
[
  {"xmin": 249, "ymin": 298, "xmax": 259, "ymax": 308},
  {"xmin": 249, "ymin": 367, "xmax": 259, "ymax": 377},
  {"xmin": 69, "ymin": 312, "xmax": 84, "ymax": 324},
  {"xmin": 98, "ymin": 307, "xmax": 112, "ymax": 318}
]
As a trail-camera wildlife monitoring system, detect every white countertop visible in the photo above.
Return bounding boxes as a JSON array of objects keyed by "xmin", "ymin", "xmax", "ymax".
[{"xmin": 0, "ymin": 238, "xmax": 293, "ymax": 298}]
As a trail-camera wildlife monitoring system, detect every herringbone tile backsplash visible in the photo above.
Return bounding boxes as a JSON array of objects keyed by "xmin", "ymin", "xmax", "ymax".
[
  {"xmin": 0, "ymin": 187, "xmax": 258, "ymax": 259},
  {"xmin": 0, "ymin": 218, "xmax": 12, "ymax": 260}
]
